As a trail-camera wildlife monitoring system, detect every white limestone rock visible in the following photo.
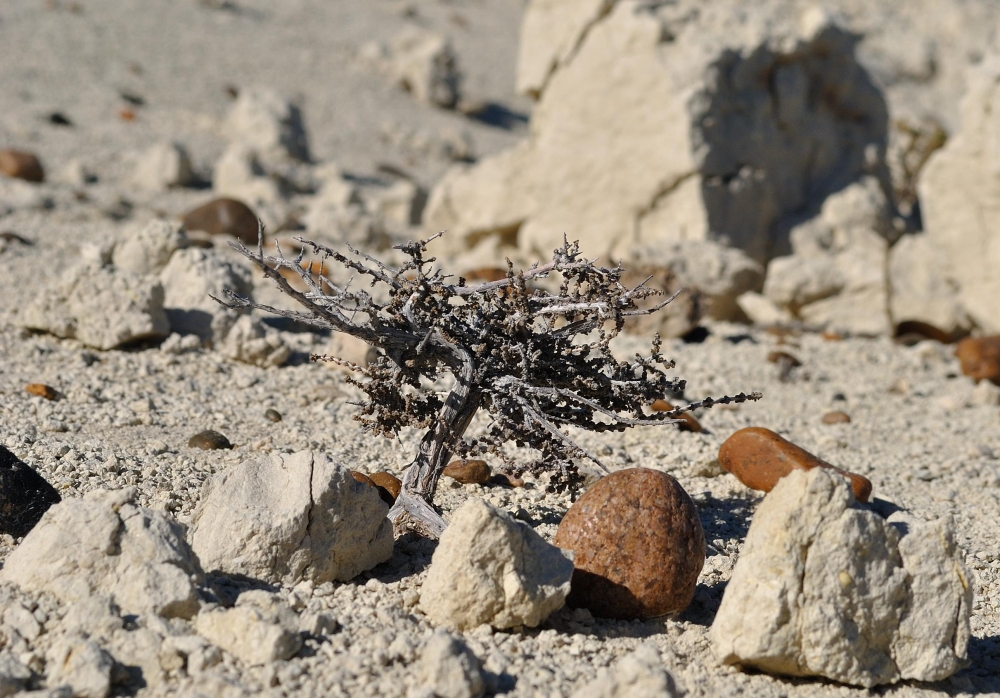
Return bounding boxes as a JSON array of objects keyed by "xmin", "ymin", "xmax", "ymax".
[
  {"xmin": 918, "ymin": 56, "xmax": 1000, "ymax": 334},
  {"xmin": 21, "ymin": 264, "xmax": 169, "ymax": 350},
  {"xmin": 189, "ymin": 450, "xmax": 393, "ymax": 585},
  {"xmin": 46, "ymin": 635, "xmax": 114, "ymax": 698},
  {"xmin": 888, "ymin": 232, "xmax": 969, "ymax": 336},
  {"xmin": 212, "ymin": 143, "xmax": 287, "ymax": 232},
  {"xmin": 112, "ymin": 218, "xmax": 188, "ymax": 276},
  {"xmin": 363, "ymin": 28, "xmax": 461, "ymax": 109},
  {"xmin": 367, "ymin": 179, "xmax": 426, "ymax": 228},
  {"xmin": 0, "ymin": 488, "xmax": 202, "ymax": 620},
  {"xmin": 736, "ymin": 291, "xmax": 794, "ymax": 326},
  {"xmin": 217, "ymin": 315, "xmax": 291, "ymax": 368},
  {"xmin": 570, "ymin": 644, "xmax": 679, "ymax": 698},
  {"xmin": 420, "ymin": 498, "xmax": 573, "ymax": 631},
  {"xmin": 0, "ymin": 652, "xmax": 31, "ymax": 697},
  {"xmin": 158, "ymin": 247, "xmax": 252, "ymax": 342},
  {"xmin": 132, "ymin": 141, "xmax": 193, "ymax": 191},
  {"xmin": 225, "ymin": 86, "xmax": 309, "ymax": 162},
  {"xmin": 195, "ymin": 599, "xmax": 301, "ymax": 666},
  {"xmin": 710, "ymin": 468, "xmax": 972, "ymax": 687},
  {"xmin": 416, "ymin": 630, "xmax": 485, "ymax": 698}
]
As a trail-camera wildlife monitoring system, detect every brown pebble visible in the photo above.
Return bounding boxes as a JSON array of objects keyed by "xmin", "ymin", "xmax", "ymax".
[
  {"xmin": 488, "ymin": 472, "xmax": 525, "ymax": 488},
  {"xmin": 264, "ymin": 408, "xmax": 282, "ymax": 422},
  {"xmin": 188, "ymin": 430, "xmax": 233, "ymax": 450},
  {"xmin": 442, "ymin": 459, "xmax": 491, "ymax": 485},
  {"xmin": 0, "ymin": 150, "xmax": 45, "ymax": 182},
  {"xmin": 182, "ymin": 197, "xmax": 260, "ymax": 245},
  {"xmin": 821, "ymin": 330, "xmax": 844, "ymax": 341},
  {"xmin": 352, "ymin": 471, "xmax": 395, "ymax": 506},
  {"xmin": 351, "ymin": 471, "xmax": 376, "ymax": 487},
  {"xmin": 821, "ymin": 410, "xmax": 851, "ymax": 425},
  {"xmin": 650, "ymin": 399, "xmax": 703, "ymax": 432},
  {"xmin": 463, "ymin": 267, "xmax": 509, "ymax": 283},
  {"xmin": 894, "ymin": 320, "xmax": 954, "ymax": 345},
  {"xmin": 369, "ymin": 472, "xmax": 402, "ymax": 501},
  {"xmin": 25, "ymin": 383, "xmax": 57, "ymax": 400},
  {"xmin": 718, "ymin": 427, "xmax": 871, "ymax": 502},
  {"xmin": 955, "ymin": 336, "xmax": 1000, "ymax": 385},
  {"xmin": 554, "ymin": 468, "xmax": 705, "ymax": 619},
  {"xmin": 767, "ymin": 350, "xmax": 802, "ymax": 367}
]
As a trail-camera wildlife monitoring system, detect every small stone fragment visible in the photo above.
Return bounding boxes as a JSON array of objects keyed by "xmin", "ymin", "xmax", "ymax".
[
  {"xmin": 718, "ymin": 427, "xmax": 871, "ymax": 502},
  {"xmin": 25, "ymin": 383, "xmax": 57, "ymax": 400},
  {"xmin": 570, "ymin": 644, "xmax": 679, "ymax": 698},
  {"xmin": 893, "ymin": 320, "xmax": 954, "ymax": 346},
  {"xmin": 181, "ymin": 197, "xmax": 260, "ymax": 245},
  {"xmin": 421, "ymin": 498, "xmax": 573, "ymax": 630},
  {"xmin": 416, "ymin": 629, "xmax": 485, "ymax": 698},
  {"xmin": 133, "ymin": 141, "xmax": 193, "ymax": 190},
  {"xmin": 264, "ymin": 408, "xmax": 282, "ymax": 422},
  {"xmin": 217, "ymin": 315, "xmax": 291, "ymax": 368},
  {"xmin": 195, "ymin": 606, "xmax": 302, "ymax": 665},
  {"xmin": 650, "ymin": 399, "xmax": 703, "ymax": 432},
  {"xmin": 188, "ymin": 430, "xmax": 232, "ymax": 450},
  {"xmin": 443, "ymin": 459, "xmax": 491, "ymax": 485},
  {"xmin": 955, "ymin": 335, "xmax": 1000, "ymax": 385},
  {"xmin": 47, "ymin": 635, "xmax": 114, "ymax": 698},
  {"xmin": 767, "ymin": 350, "xmax": 802, "ymax": 367},
  {"xmin": 821, "ymin": 410, "xmax": 851, "ymax": 425},
  {"xmin": 0, "ymin": 149, "xmax": 44, "ymax": 182},
  {"xmin": 554, "ymin": 468, "xmax": 705, "ymax": 619},
  {"xmin": 369, "ymin": 472, "xmax": 402, "ymax": 501},
  {"xmin": 0, "ymin": 445, "xmax": 61, "ymax": 538}
]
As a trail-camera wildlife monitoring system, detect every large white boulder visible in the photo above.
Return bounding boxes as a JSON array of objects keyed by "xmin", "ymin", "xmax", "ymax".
[
  {"xmin": 21, "ymin": 263, "xmax": 169, "ymax": 350},
  {"xmin": 710, "ymin": 468, "xmax": 972, "ymax": 687},
  {"xmin": 887, "ymin": 232, "xmax": 970, "ymax": 336},
  {"xmin": 0, "ymin": 488, "xmax": 202, "ymax": 620},
  {"xmin": 420, "ymin": 498, "xmax": 573, "ymax": 630},
  {"xmin": 918, "ymin": 56, "xmax": 1000, "ymax": 333},
  {"xmin": 189, "ymin": 450, "xmax": 393, "ymax": 585}
]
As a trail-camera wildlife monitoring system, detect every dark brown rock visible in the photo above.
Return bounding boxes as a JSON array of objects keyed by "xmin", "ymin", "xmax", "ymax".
[
  {"xmin": 369, "ymin": 472, "xmax": 402, "ymax": 502},
  {"xmin": 182, "ymin": 198, "xmax": 260, "ymax": 245},
  {"xmin": 894, "ymin": 320, "xmax": 955, "ymax": 346},
  {"xmin": 821, "ymin": 410, "xmax": 851, "ymax": 425},
  {"xmin": 488, "ymin": 472, "xmax": 525, "ymax": 488},
  {"xmin": 264, "ymin": 408, "xmax": 282, "ymax": 422},
  {"xmin": 0, "ymin": 150, "xmax": 44, "ymax": 182},
  {"xmin": 718, "ymin": 427, "xmax": 871, "ymax": 502},
  {"xmin": 554, "ymin": 468, "xmax": 705, "ymax": 620},
  {"xmin": 351, "ymin": 471, "xmax": 376, "ymax": 487},
  {"xmin": 650, "ymin": 399, "xmax": 703, "ymax": 432},
  {"xmin": 352, "ymin": 471, "xmax": 396, "ymax": 506},
  {"xmin": 443, "ymin": 459, "xmax": 491, "ymax": 485},
  {"xmin": 25, "ymin": 383, "xmax": 57, "ymax": 400},
  {"xmin": 767, "ymin": 350, "xmax": 802, "ymax": 367},
  {"xmin": 188, "ymin": 430, "xmax": 233, "ymax": 450},
  {"xmin": 0, "ymin": 445, "xmax": 61, "ymax": 538},
  {"xmin": 955, "ymin": 335, "xmax": 1000, "ymax": 385}
]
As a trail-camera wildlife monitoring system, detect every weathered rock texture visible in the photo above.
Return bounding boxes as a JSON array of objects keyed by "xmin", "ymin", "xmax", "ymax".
[
  {"xmin": 21, "ymin": 263, "xmax": 169, "ymax": 350},
  {"xmin": 421, "ymin": 498, "xmax": 573, "ymax": 630},
  {"xmin": 158, "ymin": 247, "xmax": 252, "ymax": 342},
  {"xmin": 112, "ymin": 218, "xmax": 189, "ymax": 277},
  {"xmin": 225, "ymin": 86, "xmax": 309, "ymax": 162},
  {"xmin": 0, "ymin": 488, "xmax": 203, "ymax": 620},
  {"xmin": 918, "ymin": 56, "xmax": 1000, "ymax": 334},
  {"xmin": 416, "ymin": 630, "xmax": 485, "ymax": 698},
  {"xmin": 426, "ymin": 2, "xmax": 888, "ymax": 266},
  {"xmin": 570, "ymin": 644, "xmax": 679, "ymax": 698},
  {"xmin": 189, "ymin": 450, "xmax": 393, "ymax": 585},
  {"xmin": 195, "ymin": 594, "xmax": 302, "ymax": 666},
  {"xmin": 711, "ymin": 468, "xmax": 972, "ymax": 687}
]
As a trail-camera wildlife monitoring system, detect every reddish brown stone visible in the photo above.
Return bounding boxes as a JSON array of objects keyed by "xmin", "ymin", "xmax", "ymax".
[
  {"xmin": 718, "ymin": 427, "xmax": 871, "ymax": 502},
  {"xmin": 182, "ymin": 198, "xmax": 260, "ymax": 245},
  {"xmin": 767, "ymin": 350, "xmax": 802, "ymax": 367},
  {"xmin": 894, "ymin": 320, "xmax": 955, "ymax": 346},
  {"xmin": 188, "ymin": 430, "xmax": 233, "ymax": 451},
  {"xmin": 955, "ymin": 336, "xmax": 1000, "ymax": 385},
  {"xmin": 351, "ymin": 471, "xmax": 375, "ymax": 487},
  {"xmin": 24, "ymin": 383, "xmax": 57, "ymax": 400},
  {"xmin": 352, "ymin": 471, "xmax": 395, "ymax": 506},
  {"xmin": 463, "ymin": 267, "xmax": 509, "ymax": 283},
  {"xmin": 488, "ymin": 472, "xmax": 525, "ymax": 488},
  {"xmin": 821, "ymin": 410, "xmax": 851, "ymax": 425},
  {"xmin": 650, "ymin": 399, "xmax": 703, "ymax": 432},
  {"xmin": 0, "ymin": 150, "xmax": 44, "ymax": 182},
  {"xmin": 554, "ymin": 468, "xmax": 705, "ymax": 620},
  {"xmin": 821, "ymin": 330, "xmax": 844, "ymax": 341},
  {"xmin": 118, "ymin": 107, "xmax": 136, "ymax": 121},
  {"xmin": 443, "ymin": 459, "xmax": 491, "ymax": 485},
  {"xmin": 369, "ymin": 471, "xmax": 402, "ymax": 501}
]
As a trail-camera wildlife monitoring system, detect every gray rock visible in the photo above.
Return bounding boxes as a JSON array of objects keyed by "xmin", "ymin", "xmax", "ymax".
[
  {"xmin": 416, "ymin": 629, "xmax": 485, "ymax": 698},
  {"xmin": 158, "ymin": 247, "xmax": 252, "ymax": 342},
  {"xmin": 888, "ymin": 232, "xmax": 970, "ymax": 336},
  {"xmin": 0, "ymin": 652, "xmax": 32, "ymax": 698},
  {"xmin": 363, "ymin": 28, "xmax": 461, "ymax": 109},
  {"xmin": 189, "ymin": 450, "xmax": 393, "ymax": 585},
  {"xmin": 224, "ymin": 87, "xmax": 309, "ymax": 162},
  {"xmin": 46, "ymin": 635, "xmax": 114, "ymax": 698},
  {"xmin": 570, "ymin": 644, "xmax": 679, "ymax": 698},
  {"xmin": 21, "ymin": 264, "xmax": 169, "ymax": 350},
  {"xmin": 112, "ymin": 218, "xmax": 188, "ymax": 276},
  {"xmin": 132, "ymin": 141, "xmax": 193, "ymax": 191},
  {"xmin": 217, "ymin": 315, "xmax": 291, "ymax": 368},
  {"xmin": 0, "ymin": 488, "xmax": 202, "ymax": 620},
  {"xmin": 710, "ymin": 468, "xmax": 972, "ymax": 687},
  {"xmin": 420, "ymin": 498, "xmax": 573, "ymax": 630}
]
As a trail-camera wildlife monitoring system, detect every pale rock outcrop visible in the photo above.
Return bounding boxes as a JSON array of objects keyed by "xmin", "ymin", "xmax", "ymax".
[
  {"xmin": 112, "ymin": 218, "xmax": 188, "ymax": 276},
  {"xmin": 0, "ymin": 488, "xmax": 203, "ymax": 620},
  {"xmin": 189, "ymin": 450, "xmax": 393, "ymax": 585},
  {"xmin": 0, "ymin": 653, "xmax": 30, "ymax": 697},
  {"xmin": 195, "ymin": 592, "xmax": 302, "ymax": 665},
  {"xmin": 762, "ymin": 178, "xmax": 892, "ymax": 336},
  {"xmin": 887, "ymin": 232, "xmax": 969, "ymax": 336},
  {"xmin": 367, "ymin": 179, "xmax": 426, "ymax": 229},
  {"xmin": 918, "ymin": 56, "xmax": 1000, "ymax": 334},
  {"xmin": 217, "ymin": 315, "xmax": 291, "ymax": 368},
  {"xmin": 158, "ymin": 247, "xmax": 252, "ymax": 342},
  {"xmin": 710, "ymin": 468, "xmax": 972, "ymax": 687},
  {"xmin": 570, "ymin": 644, "xmax": 679, "ymax": 698},
  {"xmin": 736, "ymin": 291, "xmax": 793, "ymax": 326},
  {"xmin": 361, "ymin": 28, "xmax": 461, "ymax": 109},
  {"xmin": 416, "ymin": 630, "xmax": 485, "ymax": 698},
  {"xmin": 46, "ymin": 635, "xmax": 114, "ymax": 698},
  {"xmin": 21, "ymin": 264, "xmax": 169, "ymax": 350},
  {"xmin": 132, "ymin": 141, "xmax": 193, "ymax": 191},
  {"xmin": 420, "ymin": 498, "xmax": 573, "ymax": 630},
  {"xmin": 224, "ymin": 87, "xmax": 309, "ymax": 162},
  {"xmin": 425, "ymin": 3, "xmax": 888, "ymax": 265}
]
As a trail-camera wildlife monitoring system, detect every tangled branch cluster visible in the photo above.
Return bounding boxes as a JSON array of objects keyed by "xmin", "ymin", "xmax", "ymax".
[{"xmin": 220, "ymin": 228, "xmax": 761, "ymax": 536}]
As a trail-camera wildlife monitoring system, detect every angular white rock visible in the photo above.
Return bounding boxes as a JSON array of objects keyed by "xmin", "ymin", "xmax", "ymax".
[
  {"xmin": 888, "ymin": 233, "xmax": 969, "ymax": 336},
  {"xmin": 132, "ymin": 141, "xmax": 193, "ymax": 191},
  {"xmin": 21, "ymin": 264, "xmax": 169, "ymax": 350},
  {"xmin": 416, "ymin": 629, "xmax": 485, "ymax": 698},
  {"xmin": 570, "ymin": 644, "xmax": 679, "ymax": 698},
  {"xmin": 365, "ymin": 28, "xmax": 461, "ymax": 108},
  {"xmin": 225, "ymin": 86, "xmax": 309, "ymax": 162},
  {"xmin": 217, "ymin": 315, "xmax": 291, "ymax": 368},
  {"xmin": 710, "ymin": 468, "xmax": 972, "ymax": 687},
  {"xmin": 0, "ymin": 488, "xmax": 202, "ymax": 620},
  {"xmin": 47, "ymin": 635, "xmax": 114, "ymax": 698},
  {"xmin": 112, "ymin": 218, "xmax": 188, "ymax": 276},
  {"xmin": 158, "ymin": 247, "xmax": 252, "ymax": 341},
  {"xmin": 420, "ymin": 498, "xmax": 573, "ymax": 630},
  {"xmin": 195, "ymin": 605, "xmax": 301, "ymax": 666},
  {"xmin": 736, "ymin": 291, "xmax": 794, "ymax": 326},
  {"xmin": 189, "ymin": 450, "xmax": 393, "ymax": 585}
]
